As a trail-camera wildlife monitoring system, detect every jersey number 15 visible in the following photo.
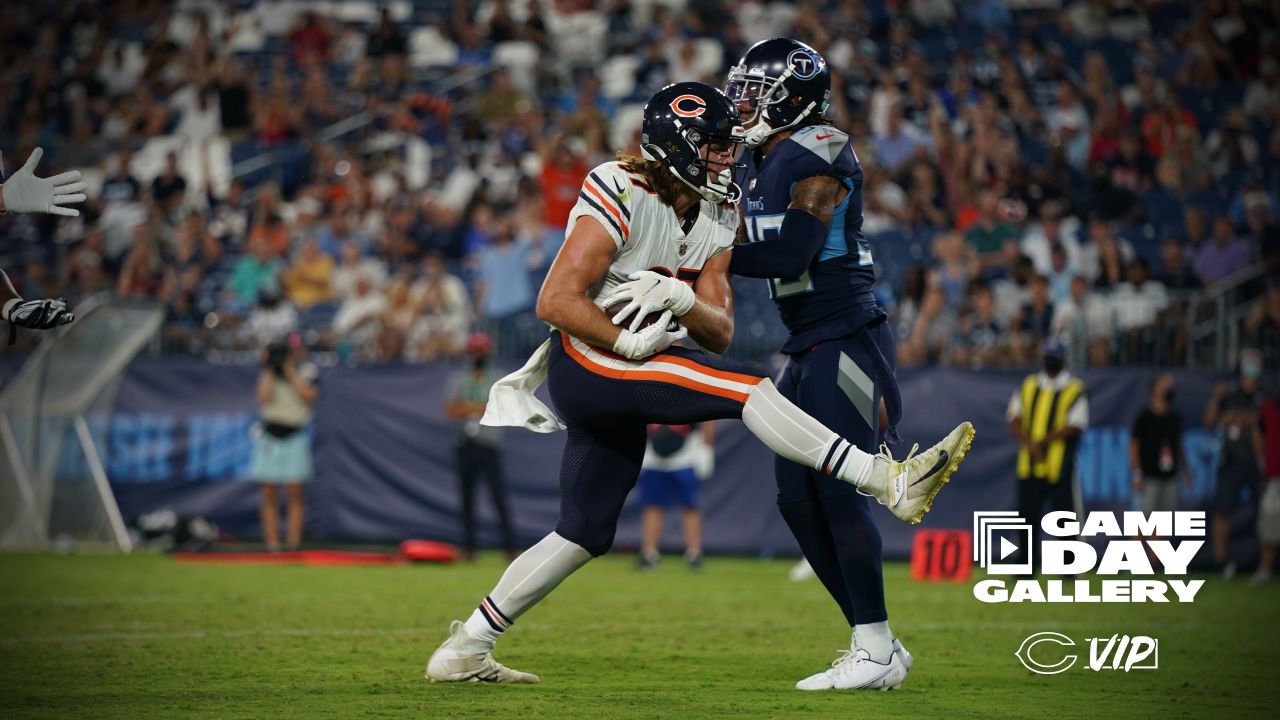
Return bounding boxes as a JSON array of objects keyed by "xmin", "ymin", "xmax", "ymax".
[{"xmin": 743, "ymin": 213, "xmax": 813, "ymax": 299}]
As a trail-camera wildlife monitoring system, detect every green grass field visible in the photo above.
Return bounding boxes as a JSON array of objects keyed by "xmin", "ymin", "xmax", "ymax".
[{"xmin": 0, "ymin": 553, "xmax": 1275, "ymax": 719}]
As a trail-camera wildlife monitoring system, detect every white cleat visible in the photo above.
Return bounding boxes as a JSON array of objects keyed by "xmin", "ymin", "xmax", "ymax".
[
  {"xmin": 795, "ymin": 636, "xmax": 912, "ymax": 692},
  {"xmin": 862, "ymin": 422, "xmax": 975, "ymax": 524},
  {"xmin": 788, "ymin": 558, "xmax": 816, "ymax": 582},
  {"xmin": 894, "ymin": 637, "xmax": 913, "ymax": 674},
  {"xmin": 425, "ymin": 621, "xmax": 540, "ymax": 684}
]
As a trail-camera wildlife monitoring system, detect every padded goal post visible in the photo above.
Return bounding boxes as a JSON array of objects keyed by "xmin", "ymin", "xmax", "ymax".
[{"xmin": 0, "ymin": 298, "xmax": 164, "ymax": 551}]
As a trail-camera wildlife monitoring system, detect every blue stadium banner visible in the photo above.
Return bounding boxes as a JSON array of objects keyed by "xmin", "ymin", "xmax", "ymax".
[{"xmin": 1, "ymin": 357, "xmax": 1233, "ymax": 557}]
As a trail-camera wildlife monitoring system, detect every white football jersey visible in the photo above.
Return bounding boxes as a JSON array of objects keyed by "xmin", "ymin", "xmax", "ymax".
[{"xmin": 564, "ymin": 161, "xmax": 738, "ymax": 302}]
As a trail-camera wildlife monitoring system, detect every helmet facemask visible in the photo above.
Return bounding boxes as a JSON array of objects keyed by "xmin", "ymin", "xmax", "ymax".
[{"xmin": 725, "ymin": 64, "xmax": 823, "ymax": 148}]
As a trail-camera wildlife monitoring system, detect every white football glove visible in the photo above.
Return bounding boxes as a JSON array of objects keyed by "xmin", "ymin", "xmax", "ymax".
[
  {"xmin": 1, "ymin": 148, "xmax": 87, "ymax": 216},
  {"xmin": 607, "ymin": 270, "xmax": 697, "ymax": 333},
  {"xmin": 612, "ymin": 309, "xmax": 687, "ymax": 359}
]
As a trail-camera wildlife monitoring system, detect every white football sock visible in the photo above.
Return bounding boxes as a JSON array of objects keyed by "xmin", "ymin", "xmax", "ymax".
[
  {"xmin": 741, "ymin": 378, "xmax": 875, "ymax": 487},
  {"xmin": 462, "ymin": 532, "xmax": 593, "ymax": 649},
  {"xmin": 854, "ymin": 621, "xmax": 894, "ymax": 663}
]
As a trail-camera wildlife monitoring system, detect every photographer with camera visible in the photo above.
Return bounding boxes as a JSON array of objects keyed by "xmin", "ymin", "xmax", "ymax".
[{"xmin": 250, "ymin": 333, "xmax": 318, "ymax": 551}]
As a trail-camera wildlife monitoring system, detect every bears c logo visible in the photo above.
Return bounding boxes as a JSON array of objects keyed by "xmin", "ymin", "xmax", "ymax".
[{"xmin": 670, "ymin": 94, "xmax": 707, "ymax": 117}]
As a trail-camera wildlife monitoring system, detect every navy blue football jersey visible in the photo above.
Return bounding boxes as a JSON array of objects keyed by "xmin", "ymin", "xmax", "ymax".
[{"xmin": 737, "ymin": 124, "xmax": 885, "ymax": 353}]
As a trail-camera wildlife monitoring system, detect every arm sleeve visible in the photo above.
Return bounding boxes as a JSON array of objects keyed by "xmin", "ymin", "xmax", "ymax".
[
  {"xmin": 566, "ymin": 165, "xmax": 633, "ymax": 249},
  {"xmin": 1006, "ymin": 390, "xmax": 1023, "ymax": 422},
  {"xmin": 1067, "ymin": 394, "xmax": 1089, "ymax": 430},
  {"xmin": 729, "ymin": 208, "xmax": 826, "ymax": 279}
]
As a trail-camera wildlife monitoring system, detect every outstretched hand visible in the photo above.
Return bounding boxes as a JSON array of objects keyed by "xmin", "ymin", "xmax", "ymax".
[{"xmin": 1, "ymin": 148, "xmax": 87, "ymax": 216}]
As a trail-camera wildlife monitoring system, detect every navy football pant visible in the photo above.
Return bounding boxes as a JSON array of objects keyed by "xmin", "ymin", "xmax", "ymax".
[
  {"xmin": 546, "ymin": 332, "xmax": 768, "ymax": 556},
  {"xmin": 775, "ymin": 320, "xmax": 895, "ymax": 626}
]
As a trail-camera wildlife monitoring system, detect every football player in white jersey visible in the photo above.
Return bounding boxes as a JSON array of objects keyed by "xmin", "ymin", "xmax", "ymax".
[
  {"xmin": 426, "ymin": 82, "xmax": 972, "ymax": 684},
  {"xmin": 1, "ymin": 147, "xmax": 86, "ymax": 340}
]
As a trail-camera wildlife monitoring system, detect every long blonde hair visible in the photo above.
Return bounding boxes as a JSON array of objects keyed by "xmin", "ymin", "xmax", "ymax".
[{"xmin": 615, "ymin": 152, "xmax": 692, "ymax": 208}]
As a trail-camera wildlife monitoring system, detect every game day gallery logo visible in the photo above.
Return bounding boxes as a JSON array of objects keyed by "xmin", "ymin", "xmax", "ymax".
[{"xmin": 972, "ymin": 511, "xmax": 1206, "ymax": 603}]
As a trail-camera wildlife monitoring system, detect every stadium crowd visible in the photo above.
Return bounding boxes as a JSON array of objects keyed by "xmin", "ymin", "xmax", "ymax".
[{"xmin": 0, "ymin": 0, "xmax": 1277, "ymax": 367}]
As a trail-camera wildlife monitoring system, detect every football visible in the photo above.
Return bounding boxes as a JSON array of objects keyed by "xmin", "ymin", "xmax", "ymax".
[{"xmin": 603, "ymin": 298, "xmax": 678, "ymax": 332}]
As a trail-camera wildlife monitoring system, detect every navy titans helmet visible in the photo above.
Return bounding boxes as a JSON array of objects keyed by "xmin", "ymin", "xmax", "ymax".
[
  {"xmin": 641, "ymin": 81, "xmax": 745, "ymax": 204},
  {"xmin": 725, "ymin": 37, "xmax": 830, "ymax": 147}
]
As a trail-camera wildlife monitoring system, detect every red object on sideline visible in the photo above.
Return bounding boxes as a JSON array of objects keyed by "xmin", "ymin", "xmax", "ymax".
[
  {"xmin": 399, "ymin": 539, "xmax": 459, "ymax": 564},
  {"xmin": 909, "ymin": 529, "xmax": 972, "ymax": 582},
  {"xmin": 173, "ymin": 550, "xmax": 406, "ymax": 566}
]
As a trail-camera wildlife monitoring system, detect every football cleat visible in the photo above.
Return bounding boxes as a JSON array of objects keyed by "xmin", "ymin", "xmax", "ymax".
[
  {"xmin": 425, "ymin": 621, "xmax": 539, "ymax": 684},
  {"xmin": 795, "ymin": 645, "xmax": 908, "ymax": 691},
  {"xmin": 894, "ymin": 637, "xmax": 913, "ymax": 674},
  {"xmin": 861, "ymin": 422, "xmax": 975, "ymax": 524}
]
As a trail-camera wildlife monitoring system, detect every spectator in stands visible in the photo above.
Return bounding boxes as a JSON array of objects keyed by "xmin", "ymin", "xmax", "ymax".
[
  {"xmin": 1089, "ymin": 218, "xmax": 1132, "ymax": 290},
  {"xmin": 227, "ymin": 233, "xmax": 284, "ymax": 309},
  {"xmin": 283, "ymin": 238, "xmax": 334, "ymax": 310},
  {"xmin": 903, "ymin": 160, "xmax": 949, "ymax": 229},
  {"xmin": 951, "ymin": 279, "xmax": 1008, "ymax": 369},
  {"xmin": 1045, "ymin": 243, "xmax": 1076, "ymax": 304},
  {"xmin": 248, "ymin": 212, "xmax": 290, "ymax": 259},
  {"xmin": 1007, "ymin": 339, "xmax": 1089, "ymax": 574},
  {"xmin": 474, "ymin": 69, "xmax": 529, "ymax": 128},
  {"xmin": 900, "ymin": 284, "xmax": 955, "ymax": 367},
  {"xmin": 407, "ymin": 252, "xmax": 470, "ymax": 361},
  {"xmin": 930, "ymin": 231, "xmax": 974, "ymax": 305},
  {"xmin": 1013, "ymin": 274, "xmax": 1055, "ymax": 365},
  {"xmin": 1022, "ymin": 200, "xmax": 1083, "ymax": 278},
  {"xmin": 209, "ymin": 179, "xmax": 251, "ymax": 247},
  {"xmin": 116, "ymin": 226, "xmax": 174, "ymax": 301},
  {"xmin": 1204, "ymin": 349, "xmax": 1268, "ymax": 579},
  {"xmin": 1053, "ymin": 274, "xmax": 1116, "ymax": 368},
  {"xmin": 1204, "ymin": 109, "xmax": 1259, "ymax": 182},
  {"xmin": 965, "ymin": 188, "xmax": 1018, "ymax": 271},
  {"xmin": 150, "ymin": 152, "xmax": 187, "ymax": 217},
  {"xmin": 316, "ymin": 210, "xmax": 372, "ymax": 258},
  {"xmin": 332, "ymin": 239, "xmax": 386, "ymax": 302},
  {"xmin": 474, "ymin": 217, "xmax": 535, "ymax": 341},
  {"xmin": 873, "ymin": 103, "xmax": 924, "ymax": 178},
  {"xmin": 367, "ymin": 9, "xmax": 407, "ymax": 59},
  {"xmin": 332, "ymin": 271, "xmax": 386, "ymax": 358},
  {"xmin": 251, "ymin": 335, "xmax": 317, "ymax": 552},
  {"xmin": 445, "ymin": 332, "xmax": 516, "ymax": 561},
  {"xmin": 1196, "ymin": 214, "xmax": 1254, "ymax": 285},
  {"xmin": 375, "ymin": 276, "xmax": 418, "ymax": 360},
  {"xmin": 1158, "ymin": 239, "xmax": 1202, "ymax": 290},
  {"xmin": 289, "ymin": 11, "xmax": 330, "ymax": 66},
  {"xmin": 1113, "ymin": 257, "xmax": 1170, "ymax": 345},
  {"xmin": 215, "ymin": 59, "xmax": 255, "ymax": 141},
  {"xmin": 539, "ymin": 132, "xmax": 589, "ymax": 244}
]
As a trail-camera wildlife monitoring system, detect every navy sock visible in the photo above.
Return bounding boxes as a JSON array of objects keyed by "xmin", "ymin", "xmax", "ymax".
[
  {"xmin": 822, "ymin": 493, "xmax": 887, "ymax": 625},
  {"xmin": 779, "ymin": 498, "xmax": 858, "ymax": 626}
]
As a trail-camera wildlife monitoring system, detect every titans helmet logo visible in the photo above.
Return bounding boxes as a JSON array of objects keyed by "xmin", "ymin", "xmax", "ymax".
[{"xmin": 787, "ymin": 48, "xmax": 822, "ymax": 80}]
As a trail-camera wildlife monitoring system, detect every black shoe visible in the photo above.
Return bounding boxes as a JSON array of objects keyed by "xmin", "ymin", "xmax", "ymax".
[{"xmin": 686, "ymin": 551, "xmax": 703, "ymax": 572}]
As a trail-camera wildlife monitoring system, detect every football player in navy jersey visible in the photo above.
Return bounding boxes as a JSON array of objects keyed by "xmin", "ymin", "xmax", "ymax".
[{"xmin": 725, "ymin": 38, "xmax": 975, "ymax": 691}]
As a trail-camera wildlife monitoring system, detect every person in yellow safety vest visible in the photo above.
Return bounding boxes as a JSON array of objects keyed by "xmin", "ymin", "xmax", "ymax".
[{"xmin": 1006, "ymin": 338, "xmax": 1090, "ymax": 573}]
